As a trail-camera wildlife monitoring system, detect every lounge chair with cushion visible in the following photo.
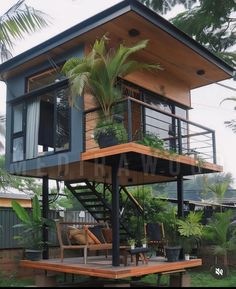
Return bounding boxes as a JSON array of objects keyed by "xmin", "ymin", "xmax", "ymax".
[{"xmin": 56, "ymin": 221, "xmax": 112, "ymax": 264}]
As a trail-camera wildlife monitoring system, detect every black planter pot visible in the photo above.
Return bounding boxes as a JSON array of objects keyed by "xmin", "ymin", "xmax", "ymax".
[
  {"xmin": 97, "ymin": 132, "xmax": 119, "ymax": 148},
  {"xmin": 24, "ymin": 249, "xmax": 42, "ymax": 261},
  {"xmin": 165, "ymin": 246, "xmax": 182, "ymax": 262}
]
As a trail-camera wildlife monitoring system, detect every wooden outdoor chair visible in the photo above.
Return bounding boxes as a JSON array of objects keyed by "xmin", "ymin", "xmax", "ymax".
[
  {"xmin": 56, "ymin": 221, "xmax": 112, "ymax": 264},
  {"xmin": 144, "ymin": 222, "xmax": 167, "ymax": 257}
]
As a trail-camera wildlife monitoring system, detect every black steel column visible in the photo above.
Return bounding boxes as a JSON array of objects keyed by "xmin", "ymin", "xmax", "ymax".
[
  {"xmin": 42, "ymin": 176, "xmax": 49, "ymax": 259},
  {"xmin": 177, "ymin": 175, "xmax": 184, "ymax": 218},
  {"xmin": 112, "ymin": 158, "xmax": 120, "ymax": 267}
]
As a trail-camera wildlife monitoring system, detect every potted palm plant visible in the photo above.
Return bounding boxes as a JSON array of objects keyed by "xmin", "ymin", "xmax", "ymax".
[
  {"xmin": 176, "ymin": 211, "xmax": 203, "ymax": 260},
  {"xmin": 62, "ymin": 34, "xmax": 161, "ymax": 148},
  {"xmin": 12, "ymin": 195, "xmax": 54, "ymax": 261}
]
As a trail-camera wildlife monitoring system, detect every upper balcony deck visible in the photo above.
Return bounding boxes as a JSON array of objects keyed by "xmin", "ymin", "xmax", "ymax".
[{"xmin": 82, "ymin": 96, "xmax": 222, "ymax": 180}]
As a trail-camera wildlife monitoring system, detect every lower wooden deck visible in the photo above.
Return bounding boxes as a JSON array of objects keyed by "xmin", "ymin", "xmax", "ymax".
[{"xmin": 20, "ymin": 256, "xmax": 202, "ymax": 280}]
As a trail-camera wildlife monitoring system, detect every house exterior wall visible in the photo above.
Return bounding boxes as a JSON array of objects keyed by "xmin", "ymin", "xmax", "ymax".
[{"xmin": 5, "ymin": 45, "xmax": 85, "ymax": 175}]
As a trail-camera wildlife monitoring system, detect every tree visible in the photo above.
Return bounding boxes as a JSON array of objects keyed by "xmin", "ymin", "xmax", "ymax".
[
  {"xmin": 171, "ymin": 0, "xmax": 236, "ymax": 67},
  {"xmin": 141, "ymin": 0, "xmax": 236, "ymax": 67},
  {"xmin": 140, "ymin": 0, "xmax": 197, "ymax": 15},
  {"xmin": 0, "ymin": 0, "xmax": 49, "ymax": 63},
  {"xmin": 203, "ymin": 210, "xmax": 236, "ymax": 270}
]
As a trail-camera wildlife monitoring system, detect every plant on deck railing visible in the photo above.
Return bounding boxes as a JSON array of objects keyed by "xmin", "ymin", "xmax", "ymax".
[{"xmin": 137, "ymin": 132, "xmax": 165, "ymax": 151}]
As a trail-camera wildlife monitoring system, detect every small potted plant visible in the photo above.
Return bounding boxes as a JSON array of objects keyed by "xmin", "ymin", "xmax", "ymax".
[
  {"xmin": 12, "ymin": 195, "xmax": 55, "ymax": 261},
  {"xmin": 94, "ymin": 119, "xmax": 128, "ymax": 148},
  {"xmin": 141, "ymin": 237, "xmax": 148, "ymax": 248},
  {"xmin": 128, "ymin": 239, "xmax": 136, "ymax": 250}
]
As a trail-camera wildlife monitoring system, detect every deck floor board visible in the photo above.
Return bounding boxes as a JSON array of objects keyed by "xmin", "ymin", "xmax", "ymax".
[{"xmin": 20, "ymin": 256, "xmax": 202, "ymax": 279}]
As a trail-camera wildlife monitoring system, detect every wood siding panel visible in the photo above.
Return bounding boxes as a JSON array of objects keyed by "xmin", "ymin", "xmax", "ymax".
[{"xmin": 124, "ymin": 70, "xmax": 190, "ymax": 107}]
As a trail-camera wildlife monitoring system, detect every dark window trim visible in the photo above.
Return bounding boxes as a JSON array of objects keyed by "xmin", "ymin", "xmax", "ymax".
[
  {"xmin": 10, "ymin": 81, "xmax": 71, "ymax": 163},
  {"xmin": 8, "ymin": 78, "xmax": 69, "ymax": 105},
  {"xmin": 25, "ymin": 62, "xmax": 66, "ymax": 93}
]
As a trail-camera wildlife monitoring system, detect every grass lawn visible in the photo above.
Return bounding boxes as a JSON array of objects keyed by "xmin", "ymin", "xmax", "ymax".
[
  {"xmin": 0, "ymin": 276, "xmax": 34, "ymax": 287},
  {"xmin": 0, "ymin": 269, "xmax": 236, "ymax": 287},
  {"xmin": 190, "ymin": 269, "xmax": 236, "ymax": 287}
]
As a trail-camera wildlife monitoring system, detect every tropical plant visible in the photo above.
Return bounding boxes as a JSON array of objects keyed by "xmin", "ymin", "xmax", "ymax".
[
  {"xmin": 62, "ymin": 35, "xmax": 161, "ymax": 146},
  {"xmin": 207, "ymin": 180, "xmax": 230, "ymax": 211},
  {"xmin": 203, "ymin": 210, "xmax": 236, "ymax": 268},
  {"xmin": 0, "ymin": 0, "xmax": 49, "ymax": 63},
  {"xmin": 137, "ymin": 132, "xmax": 164, "ymax": 151},
  {"xmin": 94, "ymin": 119, "xmax": 128, "ymax": 145},
  {"xmin": 62, "ymin": 34, "xmax": 161, "ymax": 119},
  {"xmin": 177, "ymin": 211, "xmax": 203, "ymax": 254},
  {"xmin": 12, "ymin": 195, "xmax": 54, "ymax": 251},
  {"xmin": 150, "ymin": 201, "xmax": 180, "ymax": 246}
]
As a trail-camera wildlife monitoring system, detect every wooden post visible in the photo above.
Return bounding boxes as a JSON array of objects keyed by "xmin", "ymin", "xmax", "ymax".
[
  {"xmin": 112, "ymin": 158, "xmax": 120, "ymax": 267},
  {"xmin": 42, "ymin": 176, "xmax": 49, "ymax": 259}
]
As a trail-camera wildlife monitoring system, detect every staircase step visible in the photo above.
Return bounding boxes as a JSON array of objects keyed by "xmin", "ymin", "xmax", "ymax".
[
  {"xmin": 79, "ymin": 198, "xmax": 101, "ymax": 203},
  {"xmin": 75, "ymin": 192, "xmax": 96, "ymax": 197},
  {"xmin": 85, "ymin": 204, "xmax": 105, "ymax": 208},
  {"xmin": 89, "ymin": 209, "xmax": 110, "ymax": 213},
  {"xmin": 96, "ymin": 217, "xmax": 110, "ymax": 221},
  {"xmin": 72, "ymin": 185, "xmax": 90, "ymax": 190}
]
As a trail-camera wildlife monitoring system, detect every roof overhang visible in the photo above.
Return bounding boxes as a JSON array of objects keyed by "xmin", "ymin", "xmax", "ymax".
[{"xmin": 0, "ymin": 0, "xmax": 234, "ymax": 88}]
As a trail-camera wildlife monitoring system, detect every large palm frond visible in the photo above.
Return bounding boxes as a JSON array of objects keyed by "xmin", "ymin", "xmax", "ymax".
[
  {"xmin": 0, "ymin": 0, "xmax": 49, "ymax": 62},
  {"xmin": 62, "ymin": 35, "xmax": 161, "ymax": 120}
]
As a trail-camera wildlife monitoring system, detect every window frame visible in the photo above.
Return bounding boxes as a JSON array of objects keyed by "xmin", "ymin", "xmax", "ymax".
[{"xmin": 10, "ymin": 77, "xmax": 71, "ymax": 163}]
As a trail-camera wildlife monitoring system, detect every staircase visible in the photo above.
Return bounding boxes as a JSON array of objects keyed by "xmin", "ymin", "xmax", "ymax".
[{"xmin": 65, "ymin": 180, "xmax": 144, "ymax": 241}]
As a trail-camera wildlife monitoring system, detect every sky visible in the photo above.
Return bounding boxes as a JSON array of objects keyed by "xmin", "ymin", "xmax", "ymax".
[{"xmin": 0, "ymin": 0, "xmax": 236, "ymax": 186}]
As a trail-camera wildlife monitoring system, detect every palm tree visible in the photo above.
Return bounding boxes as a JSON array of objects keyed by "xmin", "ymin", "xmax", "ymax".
[
  {"xmin": 0, "ymin": 0, "xmax": 49, "ymax": 63},
  {"xmin": 62, "ymin": 35, "xmax": 161, "ymax": 121},
  {"xmin": 203, "ymin": 210, "xmax": 236, "ymax": 270},
  {"xmin": 62, "ymin": 35, "xmax": 161, "ymax": 147},
  {"xmin": 207, "ymin": 180, "xmax": 230, "ymax": 212}
]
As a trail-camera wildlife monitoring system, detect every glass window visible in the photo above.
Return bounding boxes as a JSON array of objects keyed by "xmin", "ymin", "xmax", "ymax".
[
  {"xmin": 55, "ymin": 86, "xmax": 70, "ymax": 151},
  {"xmin": 13, "ymin": 137, "xmax": 24, "ymax": 162},
  {"xmin": 27, "ymin": 67, "xmax": 63, "ymax": 92},
  {"xmin": 13, "ymin": 104, "xmax": 23, "ymax": 133},
  {"xmin": 145, "ymin": 94, "xmax": 173, "ymax": 140}
]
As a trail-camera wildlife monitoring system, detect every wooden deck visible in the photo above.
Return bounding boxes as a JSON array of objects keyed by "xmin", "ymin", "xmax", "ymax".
[
  {"xmin": 20, "ymin": 256, "xmax": 202, "ymax": 280},
  {"xmin": 81, "ymin": 143, "xmax": 222, "ymax": 174}
]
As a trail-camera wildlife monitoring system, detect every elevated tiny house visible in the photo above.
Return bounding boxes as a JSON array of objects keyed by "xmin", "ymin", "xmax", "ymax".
[{"xmin": 0, "ymin": 0, "xmax": 234, "ymax": 268}]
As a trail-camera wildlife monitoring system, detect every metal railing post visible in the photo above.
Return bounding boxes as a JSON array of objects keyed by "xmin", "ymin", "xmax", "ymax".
[
  {"xmin": 127, "ymin": 98, "xmax": 133, "ymax": 142},
  {"xmin": 177, "ymin": 119, "xmax": 182, "ymax": 155},
  {"xmin": 212, "ymin": 131, "xmax": 217, "ymax": 164}
]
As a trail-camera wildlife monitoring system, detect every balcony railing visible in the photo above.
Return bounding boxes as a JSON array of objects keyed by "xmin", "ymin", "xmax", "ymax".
[{"xmin": 83, "ymin": 97, "xmax": 217, "ymax": 164}]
